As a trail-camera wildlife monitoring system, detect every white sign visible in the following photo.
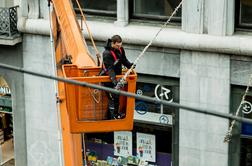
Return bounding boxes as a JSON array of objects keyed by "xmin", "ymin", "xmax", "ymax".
[
  {"xmin": 114, "ymin": 131, "xmax": 132, "ymax": 157},
  {"xmin": 134, "ymin": 110, "xmax": 173, "ymax": 125},
  {"xmin": 241, "ymin": 100, "xmax": 252, "ymax": 114},
  {"xmin": 154, "ymin": 85, "xmax": 173, "ymax": 102},
  {"xmin": 137, "ymin": 133, "xmax": 156, "ymax": 162}
]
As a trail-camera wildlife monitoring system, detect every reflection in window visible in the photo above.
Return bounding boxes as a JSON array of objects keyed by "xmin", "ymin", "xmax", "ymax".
[
  {"xmin": 135, "ymin": 82, "xmax": 179, "ymax": 115},
  {"xmin": 238, "ymin": 0, "xmax": 252, "ymax": 27},
  {"xmin": 72, "ymin": 0, "xmax": 116, "ymax": 16},
  {"xmin": 133, "ymin": 0, "xmax": 181, "ymax": 21},
  {"xmin": 241, "ymin": 96, "xmax": 252, "ymax": 137},
  {"xmin": 230, "ymin": 86, "xmax": 252, "ymax": 166},
  {"xmin": 240, "ymin": 138, "xmax": 252, "ymax": 166},
  {"xmin": 240, "ymin": 96, "xmax": 252, "ymax": 166}
]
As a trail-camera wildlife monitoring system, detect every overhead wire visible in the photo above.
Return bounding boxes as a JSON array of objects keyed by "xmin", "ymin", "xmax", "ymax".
[{"xmin": 0, "ymin": 62, "xmax": 252, "ymax": 125}]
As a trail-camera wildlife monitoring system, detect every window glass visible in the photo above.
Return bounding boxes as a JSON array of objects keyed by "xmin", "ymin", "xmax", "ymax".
[
  {"xmin": 240, "ymin": 95, "xmax": 252, "ymax": 166},
  {"xmin": 230, "ymin": 86, "xmax": 252, "ymax": 166},
  {"xmin": 135, "ymin": 82, "xmax": 178, "ymax": 114},
  {"xmin": 240, "ymin": 138, "xmax": 252, "ymax": 166},
  {"xmin": 72, "ymin": 0, "xmax": 116, "ymax": 15},
  {"xmin": 132, "ymin": 0, "xmax": 181, "ymax": 21},
  {"xmin": 237, "ymin": 0, "xmax": 252, "ymax": 28},
  {"xmin": 241, "ymin": 95, "xmax": 252, "ymax": 136}
]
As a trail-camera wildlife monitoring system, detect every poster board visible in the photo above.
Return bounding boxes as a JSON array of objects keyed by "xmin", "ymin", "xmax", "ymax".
[
  {"xmin": 136, "ymin": 132, "xmax": 156, "ymax": 162},
  {"xmin": 114, "ymin": 131, "xmax": 132, "ymax": 157}
]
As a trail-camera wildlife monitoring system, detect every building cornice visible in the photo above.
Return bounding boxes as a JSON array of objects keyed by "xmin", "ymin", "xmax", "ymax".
[{"xmin": 18, "ymin": 18, "xmax": 252, "ymax": 56}]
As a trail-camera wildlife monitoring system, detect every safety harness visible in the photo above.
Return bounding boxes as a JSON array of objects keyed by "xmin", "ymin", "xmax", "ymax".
[{"xmin": 100, "ymin": 48, "xmax": 122, "ymax": 75}]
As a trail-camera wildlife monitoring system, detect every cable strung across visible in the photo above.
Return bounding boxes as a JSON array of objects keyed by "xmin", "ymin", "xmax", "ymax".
[{"xmin": 0, "ymin": 62, "xmax": 252, "ymax": 125}]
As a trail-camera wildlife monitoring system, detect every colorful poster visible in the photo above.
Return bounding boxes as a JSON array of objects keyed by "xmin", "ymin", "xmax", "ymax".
[
  {"xmin": 137, "ymin": 132, "xmax": 156, "ymax": 162},
  {"xmin": 114, "ymin": 131, "xmax": 132, "ymax": 157},
  {"xmin": 0, "ymin": 76, "xmax": 11, "ymax": 95}
]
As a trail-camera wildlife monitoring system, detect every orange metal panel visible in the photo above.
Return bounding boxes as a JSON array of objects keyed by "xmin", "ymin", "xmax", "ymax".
[
  {"xmin": 63, "ymin": 65, "xmax": 137, "ymax": 133},
  {"xmin": 51, "ymin": 0, "xmax": 96, "ymax": 67},
  {"xmin": 55, "ymin": 38, "xmax": 83, "ymax": 166}
]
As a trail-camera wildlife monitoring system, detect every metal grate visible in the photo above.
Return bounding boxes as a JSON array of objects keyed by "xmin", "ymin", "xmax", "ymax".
[{"xmin": 0, "ymin": 6, "xmax": 18, "ymax": 37}]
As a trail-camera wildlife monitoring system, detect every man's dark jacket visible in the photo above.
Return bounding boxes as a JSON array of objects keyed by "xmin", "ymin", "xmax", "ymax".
[{"xmin": 102, "ymin": 45, "xmax": 132, "ymax": 86}]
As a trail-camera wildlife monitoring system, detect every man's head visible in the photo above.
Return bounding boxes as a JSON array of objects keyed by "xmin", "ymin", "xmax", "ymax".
[{"xmin": 111, "ymin": 35, "xmax": 122, "ymax": 50}]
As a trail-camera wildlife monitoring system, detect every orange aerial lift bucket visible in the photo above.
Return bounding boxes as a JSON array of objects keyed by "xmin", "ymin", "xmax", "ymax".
[{"xmin": 62, "ymin": 64, "xmax": 137, "ymax": 133}]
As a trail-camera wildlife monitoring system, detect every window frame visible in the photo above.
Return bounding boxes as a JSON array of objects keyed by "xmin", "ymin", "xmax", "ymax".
[
  {"xmin": 235, "ymin": 0, "xmax": 252, "ymax": 29},
  {"xmin": 72, "ymin": 0, "xmax": 117, "ymax": 17},
  {"xmin": 129, "ymin": 0, "xmax": 181, "ymax": 23},
  {"xmin": 135, "ymin": 74, "xmax": 179, "ymax": 115},
  {"xmin": 229, "ymin": 85, "xmax": 252, "ymax": 166}
]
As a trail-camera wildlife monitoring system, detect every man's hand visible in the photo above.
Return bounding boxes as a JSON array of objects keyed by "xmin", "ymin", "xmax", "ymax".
[
  {"xmin": 115, "ymin": 78, "xmax": 127, "ymax": 90},
  {"xmin": 115, "ymin": 81, "xmax": 124, "ymax": 90}
]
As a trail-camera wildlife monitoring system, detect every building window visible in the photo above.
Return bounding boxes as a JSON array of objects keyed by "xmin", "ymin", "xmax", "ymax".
[
  {"xmin": 240, "ymin": 138, "xmax": 252, "ymax": 166},
  {"xmin": 236, "ymin": 0, "xmax": 252, "ymax": 28},
  {"xmin": 130, "ymin": 0, "xmax": 181, "ymax": 22},
  {"xmin": 0, "ymin": 76, "xmax": 14, "ymax": 165},
  {"xmin": 134, "ymin": 75, "xmax": 179, "ymax": 166},
  {"xmin": 135, "ymin": 81, "xmax": 179, "ymax": 115},
  {"xmin": 72, "ymin": 0, "xmax": 116, "ymax": 16},
  {"xmin": 230, "ymin": 85, "xmax": 252, "ymax": 166},
  {"xmin": 133, "ymin": 123, "xmax": 173, "ymax": 165},
  {"xmin": 240, "ymin": 95, "xmax": 252, "ymax": 166}
]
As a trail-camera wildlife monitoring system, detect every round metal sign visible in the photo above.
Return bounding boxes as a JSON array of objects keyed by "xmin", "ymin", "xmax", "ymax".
[{"xmin": 241, "ymin": 100, "xmax": 252, "ymax": 114}]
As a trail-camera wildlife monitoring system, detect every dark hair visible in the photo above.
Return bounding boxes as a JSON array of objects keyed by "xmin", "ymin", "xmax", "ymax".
[{"xmin": 111, "ymin": 35, "xmax": 122, "ymax": 44}]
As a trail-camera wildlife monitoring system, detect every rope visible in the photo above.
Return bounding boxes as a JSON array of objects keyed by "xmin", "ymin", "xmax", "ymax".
[
  {"xmin": 75, "ymin": 0, "xmax": 101, "ymax": 66},
  {"xmin": 223, "ymin": 74, "xmax": 252, "ymax": 143},
  {"xmin": 88, "ymin": 88, "xmax": 101, "ymax": 103},
  {"xmin": 83, "ymin": 67, "xmax": 101, "ymax": 103},
  {"xmin": 115, "ymin": 0, "xmax": 183, "ymax": 90}
]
